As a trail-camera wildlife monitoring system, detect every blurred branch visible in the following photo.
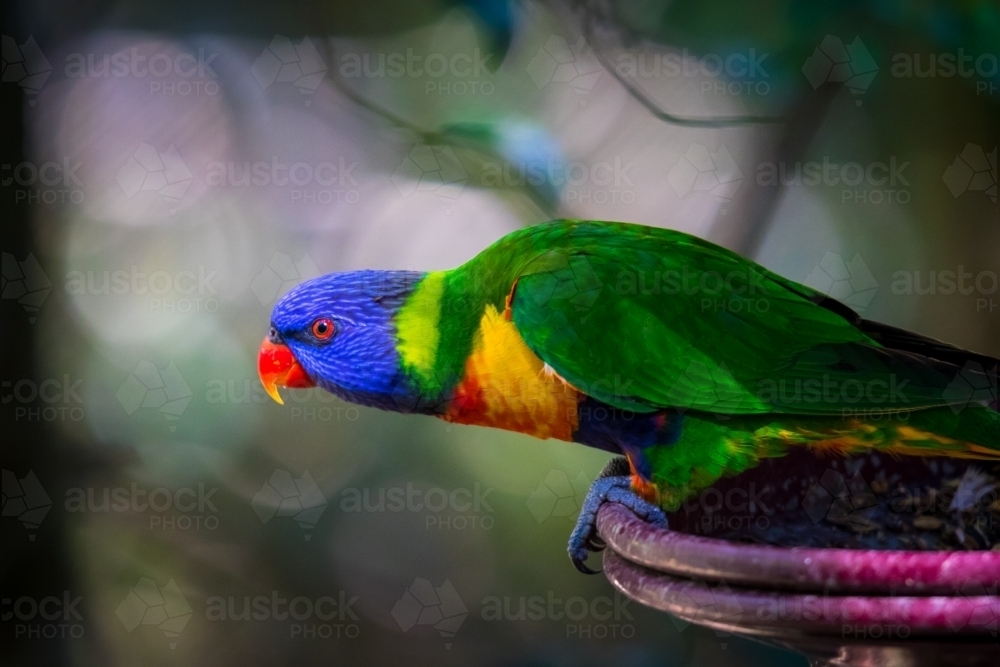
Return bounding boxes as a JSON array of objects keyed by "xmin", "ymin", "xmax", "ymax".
[
  {"xmin": 726, "ymin": 83, "xmax": 839, "ymax": 256},
  {"xmin": 559, "ymin": 0, "xmax": 785, "ymax": 128},
  {"xmin": 320, "ymin": 38, "xmax": 558, "ymax": 218},
  {"xmin": 548, "ymin": 0, "xmax": 839, "ymax": 257},
  {"xmin": 322, "ymin": 38, "xmax": 447, "ymax": 144}
]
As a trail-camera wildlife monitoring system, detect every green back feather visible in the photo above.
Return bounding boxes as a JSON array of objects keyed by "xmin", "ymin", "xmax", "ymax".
[{"xmin": 399, "ymin": 220, "xmax": 989, "ymax": 417}]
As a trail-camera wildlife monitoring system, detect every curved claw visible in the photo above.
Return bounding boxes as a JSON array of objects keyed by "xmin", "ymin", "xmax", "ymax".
[
  {"xmin": 571, "ymin": 553, "xmax": 602, "ymax": 575},
  {"xmin": 567, "ymin": 475, "xmax": 668, "ymax": 574}
]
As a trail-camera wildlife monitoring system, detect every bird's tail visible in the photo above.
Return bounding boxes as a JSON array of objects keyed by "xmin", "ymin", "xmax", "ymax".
[
  {"xmin": 783, "ymin": 405, "xmax": 999, "ymax": 460},
  {"xmin": 639, "ymin": 408, "xmax": 997, "ymax": 511}
]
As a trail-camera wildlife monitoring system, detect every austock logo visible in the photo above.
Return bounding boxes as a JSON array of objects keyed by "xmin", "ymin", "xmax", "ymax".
[
  {"xmin": 116, "ymin": 143, "xmax": 193, "ymax": 212},
  {"xmin": 804, "ymin": 252, "xmax": 878, "ymax": 311},
  {"xmin": 754, "ymin": 590, "xmax": 914, "ymax": 640},
  {"xmin": 120, "ymin": 582, "xmax": 363, "ymax": 643},
  {"xmin": 757, "ymin": 374, "xmax": 911, "ymax": 411},
  {"xmin": 480, "ymin": 590, "xmax": 637, "ymax": 640},
  {"xmin": 391, "ymin": 145, "xmax": 469, "ymax": 205},
  {"xmin": 251, "ymin": 252, "xmax": 319, "ymax": 306},
  {"xmin": 391, "ymin": 578, "xmax": 467, "ymax": 649},
  {"xmin": 65, "ymin": 264, "xmax": 221, "ymax": 313},
  {"xmin": 204, "ymin": 374, "xmax": 362, "ymax": 422},
  {"xmin": 947, "ymin": 580, "xmax": 999, "ymax": 635},
  {"xmin": 393, "ymin": 580, "xmax": 639, "ymax": 645},
  {"xmin": 802, "ymin": 469, "xmax": 878, "ymax": 525},
  {"xmin": 252, "ymin": 36, "xmax": 327, "ymax": 104},
  {"xmin": 614, "ymin": 264, "xmax": 772, "ymax": 315},
  {"xmin": 64, "ymin": 45, "xmax": 219, "ymax": 96},
  {"xmin": 390, "ymin": 370, "xmax": 459, "ymax": 416},
  {"xmin": 668, "ymin": 580, "xmax": 741, "ymax": 648},
  {"xmin": 338, "ymin": 46, "xmax": 495, "ymax": 96},
  {"xmin": 116, "ymin": 360, "xmax": 193, "ymax": 429},
  {"xmin": 943, "ymin": 362, "xmax": 998, "ymax": 413},
  {"xmin": 338, "ymin": 482, "xmax": 494, "ymax": 530},
  {"xmin": 526, "ymin": 35, "xmax": 602, "ymax": 102},
  {"xmin": 115, "ymin": 577, "xmax": 193, "ymax": 648},
  {"xmin": 2, "ymin": 591, "xmax": 85, "ymax": 640},
  {"xmin": 756, "ymin": 156, "xmax": 911, "ymax": 205},
  {"xmin": 680, "ymin": 481, "xmax": 774, "ymax": 535},
  {"xmin": 3, "ymin": 375, "xmax": 85, "ymax": 422},
  {"xmin": 666, "ymin": 357, "xmax": 915, "ymax": 414},
  {"xmin": 64, "ymin": 481, "xmax": 220, "ymax": 531},
  {"xmin": 801, "ymin": 35, "xmax": 878, "ymax": 105},
  {"xmin": 1, "ymin": 35, "xmax": 52, "ymax": 103},
  {"xmin": 522, "ymin": 251, "xmax": 603, "ymax": 323},
  {"xmin": 251, "ymin": 469, "xmax": 328, "ymax": 540},
  {"xmin": 526, "ymin": 470, "xmax": 590, "ymax": 523},
  {"xmin": 890, "ymin": 49, "xmax": 998, "ymax": 96},
  {"xmin": 1, "ymin": 252, "xmax": 52, "ymax": 323},
  {"xmin": 3, "ymin": 158, "xmax": 85, "ymax": 205},
  {"xmin": 666, "ymin": 360, "xmax": 748, "ymax": 413},
  {"xmin": 613, "ymin": 47, "xmax": 771, "ymax": 98},
  {"xmin": 2, "ymin": 470, "xmax": 52, "ymax": 540},
  {"xmin": 667, "ymin": 144, "xmax": 743, "ymax": 214},
  {"xmin": 942, "ymin": 144, "xmax": 997, "ymax": 203},
  {"xmin": 890, "ymin": 266, "xmax": 996, "ymax": 314},
  {"xmin": 5, "ymin": 36, "xmax": 220, "ymax": 99},
  {"xmin": 205, "ymin": 157, "xmax": 360, "ymax": 205},
  {"xmin": 205, "ymin": 590, "xmax": 361, "ymax": 639},
  {"xmin": 480, "ymin": 156, "xmax": 637, "ymax": 206}
]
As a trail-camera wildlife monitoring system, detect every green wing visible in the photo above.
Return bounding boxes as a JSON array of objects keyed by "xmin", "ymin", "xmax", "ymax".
[{"xmin": 508, "ymin": 221, "xmax": 967, "ymax": 415}]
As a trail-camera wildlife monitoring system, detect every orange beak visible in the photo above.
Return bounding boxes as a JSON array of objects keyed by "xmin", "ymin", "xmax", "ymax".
[{"xmin": 258, "ymin": 336, "xmax": 315, "ymax": 405}]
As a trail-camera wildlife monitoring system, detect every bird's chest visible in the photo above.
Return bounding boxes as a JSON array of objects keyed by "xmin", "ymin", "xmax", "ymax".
[{"xmin": 442, "ymin": 305, "xmax": 581, "ymax": 441}]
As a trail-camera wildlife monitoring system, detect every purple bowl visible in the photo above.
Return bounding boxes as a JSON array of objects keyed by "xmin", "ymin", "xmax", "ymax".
[
  {"xmin": 597, "ymin": 502, "xmax": 1000, "ymax": 595},
  {"xmin": 596, "ymin": 503, "xmax": 999, "ymax": 666}
]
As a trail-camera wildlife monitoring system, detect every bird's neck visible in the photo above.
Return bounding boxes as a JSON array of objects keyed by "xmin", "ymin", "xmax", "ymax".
[{"xmin": 385, "ymin": 268, "xmax": 492, "ymax": 415}]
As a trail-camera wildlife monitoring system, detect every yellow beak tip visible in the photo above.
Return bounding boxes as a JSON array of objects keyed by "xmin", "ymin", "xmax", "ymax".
[{"xmin": 263, "ymin": 383, "xmax": 284, "ymax": 405}]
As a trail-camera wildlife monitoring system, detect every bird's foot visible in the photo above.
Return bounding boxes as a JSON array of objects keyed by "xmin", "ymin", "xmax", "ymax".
[{"xmin": 568, "ymin": 457, "xmax": 667, "ymax": 574}]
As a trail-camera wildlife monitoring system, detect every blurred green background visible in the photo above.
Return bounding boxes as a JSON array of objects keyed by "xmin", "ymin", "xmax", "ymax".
[{"xmin": 2, "ymin": 0, "xmax": 997, "ymax": 665}]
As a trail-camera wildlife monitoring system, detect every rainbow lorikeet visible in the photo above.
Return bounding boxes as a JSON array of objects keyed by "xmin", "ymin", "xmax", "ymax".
[{"xmin": 258, "ymin": 220, "xmax": 999, "ymax": 572}]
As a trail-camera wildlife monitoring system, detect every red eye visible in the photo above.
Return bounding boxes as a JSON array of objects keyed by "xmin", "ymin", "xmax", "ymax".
[{"xmin": 311, "ymin": 318, "xmax": 335, "ymax": 340}]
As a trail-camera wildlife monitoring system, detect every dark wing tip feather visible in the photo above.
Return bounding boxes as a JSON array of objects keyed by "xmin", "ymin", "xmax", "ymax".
[{"xmin": 859, "ymin": 319, "xmax": 999, "ymax": 377}]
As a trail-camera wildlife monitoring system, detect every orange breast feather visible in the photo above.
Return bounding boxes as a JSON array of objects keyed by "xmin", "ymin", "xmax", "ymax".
[{"xmin": 446, "ymin": 305, "xmax": 581, "ymax": 441}]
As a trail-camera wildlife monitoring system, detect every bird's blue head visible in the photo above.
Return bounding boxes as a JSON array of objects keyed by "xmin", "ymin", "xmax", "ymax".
[{"xmin": 258, "ymin": 270, "xmax": 424, "ymax": 409}]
